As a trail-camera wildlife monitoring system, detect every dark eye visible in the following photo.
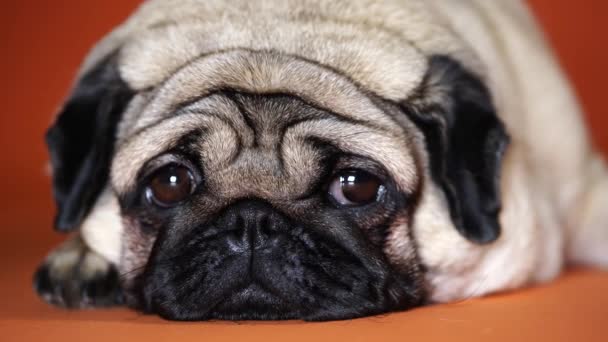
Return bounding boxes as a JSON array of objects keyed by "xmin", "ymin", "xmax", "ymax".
[
  {"xmin": 328, "ymin": 169, "xmax": 384, "ymax": 206},
  {"xmin": 145, "ymin": 164, "xmax": 197, "ymax": 208}
]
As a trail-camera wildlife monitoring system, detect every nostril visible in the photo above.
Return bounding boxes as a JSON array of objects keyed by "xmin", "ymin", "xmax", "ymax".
[
  {"xmin": 258, "ymin": 215, "xmax": 272, "ymax": 240},
  {"xmin": 226, "ymin": 216, "xmax": 248, "ymax": 252},
  {"xmin": 226, "ymin": 231, "xmax": 242, "ymax": 252}
]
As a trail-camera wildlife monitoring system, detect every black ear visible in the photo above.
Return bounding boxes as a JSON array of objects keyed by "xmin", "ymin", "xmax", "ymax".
[
  {"xmin": 46, "ymin": 54, "xmax": 135, "ymax": 232},
  {"xmin": 403, "ymin": 55, "xmax": 510, "ymax": 244}
]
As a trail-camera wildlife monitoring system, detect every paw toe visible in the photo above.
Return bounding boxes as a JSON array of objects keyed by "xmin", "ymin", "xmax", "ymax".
[
  {"xmin": 33, "ymin": 256, "xmax": 123, "ymax": 309},
  {"xmin": 80, "ymin": 268, "xmax": 124, "ymax": 307},
  {"xmin": 33, "ymin": 263, "xmax": 63, "ymax": 306}
]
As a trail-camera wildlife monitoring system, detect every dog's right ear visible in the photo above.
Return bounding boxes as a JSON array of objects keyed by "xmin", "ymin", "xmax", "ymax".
[{"xmin": 46, "ymin": 54, "xmax": 135, "ymax": 232}]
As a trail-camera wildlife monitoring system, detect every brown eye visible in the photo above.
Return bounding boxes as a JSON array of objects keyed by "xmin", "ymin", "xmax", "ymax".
[
  {"xmin": 328, "ymin": 170, "xmax": 384, "ymax": 206},
  {"xmin": 145, "ymin": 164, "xmax": 196, "ymax": 208}
]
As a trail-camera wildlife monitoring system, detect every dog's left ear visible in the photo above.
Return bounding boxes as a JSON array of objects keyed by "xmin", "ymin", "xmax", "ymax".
[
  {"xmin": 403, "ymin": 55, "xmax": 510, "ymax": 244},
  {"xmin": 46, "ymin": 53, "xmax": 135, "ymax": 232}
]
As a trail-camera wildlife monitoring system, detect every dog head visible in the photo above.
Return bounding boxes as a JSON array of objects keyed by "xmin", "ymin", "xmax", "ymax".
[{"xmin": 45, "ymin": 0, "xmax": 509, "ymax": 320}]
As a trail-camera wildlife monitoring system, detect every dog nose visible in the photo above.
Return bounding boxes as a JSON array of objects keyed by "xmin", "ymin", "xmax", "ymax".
[{"xmin": 219, "ymin": 199, "xmax": 286, "ymax": 252}]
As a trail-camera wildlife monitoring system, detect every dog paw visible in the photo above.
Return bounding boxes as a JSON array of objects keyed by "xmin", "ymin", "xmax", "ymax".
[{"xmin": 33, "ymin": 237, "xmax": 124, "ymax": 308}]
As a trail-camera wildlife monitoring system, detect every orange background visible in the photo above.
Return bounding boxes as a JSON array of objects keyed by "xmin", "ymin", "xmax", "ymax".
[{"xmin": 0, "ymin": 1, "xmax": 607, "ymax": 341}]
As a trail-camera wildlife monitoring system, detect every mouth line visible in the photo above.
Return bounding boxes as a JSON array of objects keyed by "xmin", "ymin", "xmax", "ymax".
[
  {"xmin": 239, "ymin": 277, "xmax": 295, "ymax": 305},
  {"xmin": 196, "ymin": 258, "xmax": 298, "ymax": 314},
  {"xmin": 204, "ymin": 281, "xmax": 299, "ymax": 317}
]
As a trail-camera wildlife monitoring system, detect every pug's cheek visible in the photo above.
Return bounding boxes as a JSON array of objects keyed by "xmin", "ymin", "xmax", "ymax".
[
  {"xmin": 118, "ymin": 217, "xmax": 158, "ymax": 300},
  {"xmin": 384, "ymin": 215, "xmax": 417, "ymax": 267}
]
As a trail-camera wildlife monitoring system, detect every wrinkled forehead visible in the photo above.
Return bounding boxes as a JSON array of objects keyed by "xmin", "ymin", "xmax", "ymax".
[
  {"xmin": 110, "ymin": 51, "xmax": 420, "ymax": 197},
  {"xmin": 81, "ymin": 0, "xmax": 481, "ymax": 100},
  {"xmin": 118, "ymin": 50, "xmax": 405, "ymax": 137}
]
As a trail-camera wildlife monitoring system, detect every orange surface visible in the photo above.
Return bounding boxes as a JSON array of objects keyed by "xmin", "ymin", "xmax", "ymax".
[{"xmin": 0, "ymin": 1, "xmax": 607, "ymax": 341}]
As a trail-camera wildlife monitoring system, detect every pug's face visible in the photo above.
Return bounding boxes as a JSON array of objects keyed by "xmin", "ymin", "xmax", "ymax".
[
  {"xmin": 118, "ymin": 89, "xmax": 424, "ymax": 320},
  {"xmin": 47, "ymin": 49, "xmax": 507, "ymax": 320}
]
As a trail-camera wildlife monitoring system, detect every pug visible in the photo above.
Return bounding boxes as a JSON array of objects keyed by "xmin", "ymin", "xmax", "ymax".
[{"xmin": 33, "ymin": 0, "xmax": 608, "ymax": 321}]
